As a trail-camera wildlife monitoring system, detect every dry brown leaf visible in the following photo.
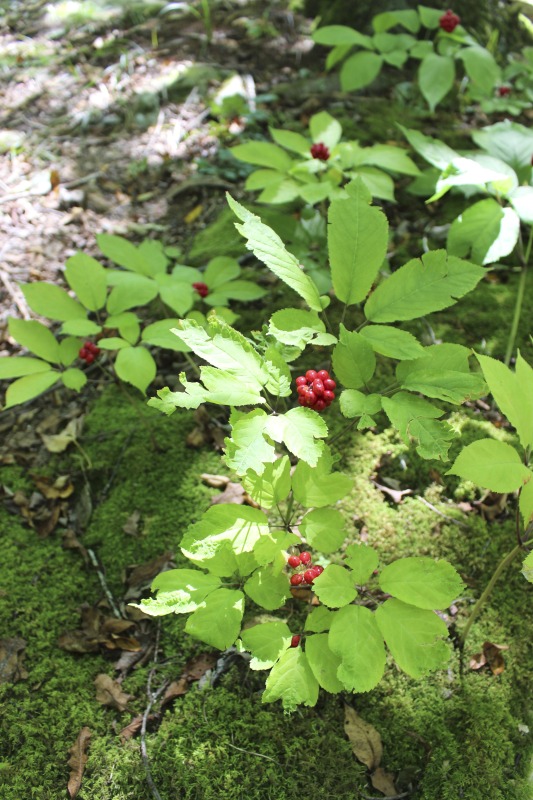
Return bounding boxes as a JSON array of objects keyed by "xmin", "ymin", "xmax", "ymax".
[
  {"xmin": 58, "ymin": 606, "xmax": 140, "ymax": 654},
  {"xmin": 162, "ymin": 652, "xmax": 217, "ymax": 706},
  {"xmin": 201, "ymin": 473, "xmax": 231, "ymax": 488},
  {"xmin": 211, "ymin": 481, "xmax": 259, "ymax": 507},
  {"xmin": 122, "ymin": 510, "xmax": 141, "ymax": 536},
  {"xmin": 67, "ymin": 726, "xmax": 91, "ymax": 799},
  {"xmin": 62, "ymin": 529, "xmax": 89, "ymax": 563},
  {"xmin": 35, "ymin": 504, "xmax": 61, "ymax": 538},
  {"xmin": 0, "ymin": 638, "xmax": 28, "ymax": 683},
  {"xmin": 41, "ymin": 418, "xmax": 83, "ymax": 453},
  {"xmin": 94, "ymin": 674, "xmax": 132, "ymax": 712},
  {"xmin": 470, "ymin": 641, "xmax": 508, "ymax": 675},
  {"xmin": 32, "ymin": 474, "xmax": 74, "ymax": 500},
  {"xmin": 162, "ymin": 677, "xmax": 189, "ymax": 705},
  {"xmin": 370, "ymin": 766, "xmax": 398, "ymax": 797},
  {"xmin": 344, "ymin": 705, "xmax": 383, "ymax": 770},
  {"xmin": 125, "ymin": 551, "xmax": 173, "ymax": 595},
  {"xmin": 119, "ymin": 715, "xmax": 144, "ymax": 742}
]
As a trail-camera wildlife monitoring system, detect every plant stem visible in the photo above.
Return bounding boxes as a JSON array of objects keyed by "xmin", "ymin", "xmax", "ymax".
[
  {"xmin": 504, "ymin": 226, "xmax": 532, "ymax": 367},
  {"xmin": 459, "ymin": 543, "xmax": 522, "ymax": 648}
]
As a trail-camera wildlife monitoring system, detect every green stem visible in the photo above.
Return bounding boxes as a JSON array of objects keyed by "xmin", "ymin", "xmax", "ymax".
[
  {"xmin": 459, "ymin": 544, "xmax": 522, "ymax": 648},
  {"xmin": 504, "ymin": 226, "xmax": 532, "ymax": 367}
]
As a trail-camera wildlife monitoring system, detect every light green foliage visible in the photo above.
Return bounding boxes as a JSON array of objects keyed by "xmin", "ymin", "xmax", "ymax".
[
  {"xmin": 476, "ymin": 353, "xmax": 533, "ymax": 450},
  {"xmin": 522, "ymin": 551, "xmax": 533, "ymax": 583},
  {"xmin": 262, "ymin": 647, "xmax": 319, "ymax": 711},
  {"xmin": 378, "ymin": 556, "xmax": 464, "ymax": 609},
  {"xmin": 240, "ymin": 621, "xmax": 291, "ymax": 669},
  {"xmin": 448, "ymin": 439, "xmax": 532, "ymax": 493},
  {"xmin": 332, "ymin": 324, "xmax": 376, "ymax": 388},
  {"xmin": 344, "ymin": 543, "xmax": 379, "ymax": 584},
  {"xmin": 313, "ymin": 565, "xmax": 358, "ymax": 607},
  {"xmin": 382, "ymin": 391, "xmax": 455, "ymax": 460},
  {"xmin": 313, "ymin": 9, "xmax": 503, "ymax": 110},
  {"xmin": 185, "ymin": 588, "xmax": 245, "ymax": 649},
  {"xmin": 299, "ymin": 508, "xmax": 346, "ymax": 553},
  {"xmin": 305, "ymin": 634, "xmax": 344, "ymax": 693},
  {"xmin": 329, "ymin": 605, "xmax": 386, "ymax": 692}
]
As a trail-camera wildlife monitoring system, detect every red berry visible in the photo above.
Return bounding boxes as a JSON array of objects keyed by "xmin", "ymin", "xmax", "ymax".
[
  {"xmin": 93, "ymin": 347, "xmax": 101, "ymax": 356},
  {"xmin": 305, "ymin": 390, "xmax": 317, "ymax": 406},
  {"xmin": 313, "ymin": 565, "xmax": 324, "ymax": 576},
  {"xmin": 288, "ymin": 555, "xmax": 301, "ymax": 568},
  {"xmin": 303, "ymin": 569, "xmax": 316, "ymax": 585},
  {"xmin": 300, "ymin": 552, "xmax": 312, "ymax": 565},
  {"xmin": 323, "ymin": 389, "xmax": 335, "ymax": 403},
  {"xmin": 317, "ymin": 370, "xmax": 329, "ymax": 381},
  {"xmin": 297, "ymin": 385, "xmax": 308, "ymax": 396},
  {"xmin": 290, "ymin": 634, "xmax": 301, "ymax": 648},
  {"xmin": 298, "ymin": 396, "xmax": 307, "ymax": 406},
  {"xmin": 305, "ymin": 369, "xmax": 318, "ymax": 382},
  {"xmin": 323, "ymin": 378, "xmax": 336, "ymax": 390},
  {"xmin": 310, "ymin": 142, "xmax": 330, "ymax": 161},
  {"xmin": 439, "ymin": 9, "xmax": 460, "ymax": 32},
  {"xmin": 85, "ymin": 353, "xmax": 95, "ymax": 364},
  {"xmin": 498, "ymin": 86, "xmax": 511, "ymax": 97},
  {"xmin": 295, "ymin": 376, "xmax": 307, "ymax": 386},
  {"xmin": 192, "ymin": 281, "xmax": 209, "ymax": 298},
  {"xmin": 312, "ymin": 379, "xmax": 324, "ymax": 395},
  {"xmin": 290, "ymin": 573, "xmax": 304, "ymax": 586},
  {"xmin": 314, "ymin": 399, "xmax": 326, "ymax": 411},
  {"xmin": 79, "ymin": 347, "xmax": 88, "ymax": 359}
]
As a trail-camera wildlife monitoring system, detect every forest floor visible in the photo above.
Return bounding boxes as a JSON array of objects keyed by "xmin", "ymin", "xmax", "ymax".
[{"xmin": 0, "ymin": 2, "xmax": 532, "ymax": 799}]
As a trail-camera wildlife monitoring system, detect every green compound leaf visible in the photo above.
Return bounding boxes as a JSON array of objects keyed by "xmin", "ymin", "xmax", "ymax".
[
  {"xmin": 309, "ymin": 111, "xmax": 343, "ymax": 149},
  {"xmin": 242, "ymin": 456, "xmax": 291, "ymax": 509},
  {"xmin": 447, "ymin": 439, "xmax": 532, "ymax": 494},
  {"xmin": 381, "ymin": 391, "xmax": 455, "ymax": 461},
  {"xmin": 224, "ymin": 409, "xmax": 276, "ymax": 476},
  {"xmin": 292, "ymin": 449, "xmax": 352, "ymax": 508},
  {"xmin": 365, "ymin": 250, "xmax": 485, "ymax": 323},
  {"xmin": 399, "ymin": 126, "xmax": 459, "ymax": 170},
  {"xmin": 59, "ymin": 337, "xmax": 83, "ymax": 367},
  {"xmin": 332, "ymin": 324, "xmax": 376, "ymax": 389},
  {"xmin": 305, "ymin": 606, "xmax": 336, "ymax": 633},
  {"xmin": 522, "ymin": 551, "xmax": 533, "ymax": 584},
  {"xmin": 97, "ymin": 233, "xmax": 152, "ymax": 275},
  {"xmin": 360, "ymin": 325, "xmax": 425, "ymax": 360},
  {"xmin": 379, "ymin": 557, "xmax": 464, "ymax": 610},
  {"xmin": 0, "ymin": 357, "xmax": 51, "ymax": 379},
  {"xmin": 8, "ymin": 319, "xmax": 60, "ymax": 363},
  {"xmin": 114, "ymin": 346, "xmax": 156, "ymax": 394},
  {"xmin": 339, "ymin": 390, "xmax": 382, "ymax": 425},
  {"xmin": 244, "ymin": 565, "xmax": 291, "ymax": 610},
  {"xmin": 262, "ymin": 647, "xmax": 319, "ymax": 711},
  {"xmin": 476, "ymin": 353, "xmax": 533, "ymax": 451},
  {"xmin": 20, "ymin": 282, "xmax": 86, "ymax": 321},
  {"xmin": 299, "ymin": 508, "xmax": 346, "ymax": 554},
  {"xmin": 61, "ymin": 319, "xmax": 102, "ymax": 337},
  {"xmin": 106, "ymin": 273, "xmax": 158, "ymax": 314},
  {"xmin": 472, "ymin": 121, "xmax": 533, "ymax": 181},
  {"xmin": 313, "ymin": 565, "xmax": 357, "ymax": 608},
  {"xmin": 328, "ymin": 178, "xmax": 388, "ymax": 306},
  {"xmin": 181, "ymin": 505, "xmax": 270, "ymax": 577},
  {"xmin": 142, "ymin": 319, "xmax": 190, "ymax": 352},
  {"xmin": 396, "ymin": 344, "xmax": 486, "ymax": 405},
  {"xmin": 458, "ymin": 46, "xmax": 500, "ymax": 95},
  {"xmin": 65, "ymin": 253, "xmax": 107, "ymax": 311},
  {"xmin": 240, "ymin": 621, "xmax": 292, "ymax": 670},
  {"xmin": 230, "ymin": 142, "xmax": 293, "ymax": 172},
  {"xmin": 418, "ymin": 53, "xmax": 455, "ymax": 111},
  {"xmin": 106, "ymin": 312, "xmax": 141, "ymax": 345},
  {"xmin": 4, "ymin": 371, "xmax": 60, "ymax": 408},
  {"xmin": 185, "ymin": 588, "xmax": 245, "ymax": 650},
  {"xmin": 447, "ymin": 198, "xmax": 506, "ymax": 265},
  {"xmin": 268, "ymin": 308, "xmax": 337, "ymax": 349},
  {"xmin": 329, "ymin": 605, "xmax": 386, "ymax": 692},
  {"xmin": 340, "ymin": 51, "xmax": 384, "ymax": 92},
  {"xmin": 269, "ymin": 128, "xmax": 311, "ymax": 156},
  {"xmin": 227, "ymin": 195, "xmax": 323, "ymax": 312},
  {"xmin": 61, "ymin": 368, "xmax": 87, "ymax": 392},
  {"xmin": 135, "ymin": 569, "xmax": 221, "ymax": 615},
  {"xmin": 344, "ymin": 543, "xmax": 379, "ymax": 584},
  {"xmin": 265, "ymin": 407, "xmax": 328, "ymax": 467},
  {"xmin": 312, "ymin": 25, "xmax": 373, "ymax": 48},
  {"xmin": 305, "ymin": 633, "xmax": 344, "ymax": 693},
  {"xmin": 375, "ymin": 598, "xmax": 450, "ymax": 678}
]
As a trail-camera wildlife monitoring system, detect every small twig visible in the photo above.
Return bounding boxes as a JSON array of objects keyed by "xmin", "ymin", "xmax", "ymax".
[
  {"xmin": 226, "ymin": 741, "xmax": 279, "ymax": 763},
  {"xmin": 140, "ymin": 622, "xmax": 167, "ymax": 800},
  {"xmin": 416, "ymin": 496, "xmax": 469, "ymax": 528},
  {"xmin": 87, "ymin": 548, "xmax": 122, "ymax": 618},
  {"xmin": 0, "ymin": 265, "xmax": 32, "ymax": 319}
]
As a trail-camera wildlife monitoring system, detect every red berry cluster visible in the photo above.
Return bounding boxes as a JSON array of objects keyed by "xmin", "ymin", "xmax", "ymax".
[
  {"xmin": 295, "ymin": 369, "xmax": 336, "ymax": 412},
  {"xmin": 288, "ymin": 551, "xmax": 324, "ymax": 586},
  {"xmin": 439, "ymin": 9, "xmax": 460, "ymax": 32},
  {"xmin": 78, "ymin": 341, "xmax": 100, "ymax": 364},
  {"xmin": 498, "ymin": 86, "xmax": 511, "ymax": 97},
  {"xmin": 290, "ymin": 634, "xmax": 301, "ymax": 648},
  {"xmin": 192, "ymin": 281, "xmax": 209, "ymax": 298},
  {"xmin": 310, "ymin": 142, "xmax": 330, "ymax": 161}
]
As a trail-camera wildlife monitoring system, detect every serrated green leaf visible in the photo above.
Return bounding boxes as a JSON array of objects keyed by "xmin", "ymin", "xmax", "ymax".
[
  {"xmin": 382, "ymin": 391, "xmax": 455, "ymax": 460},
  {"xmin": 265, "ymin": 407, "xmax": 328, "ymax": 467},
  {"xmin": 305, "ymin": 606, "xmax": 335, "ymax": 633},
  {"xmin": 240, "ymin": 622, "xmax": 292, "ymax": 669},
  {"xmin": 242, "ymin": 456, "xmax": 291, "ymax": 509},
  {"xmin": 263, "ymin": 345, "xmax": 292, "ymax": 397},
  {"xmin": 292, "ymin": 449, "xmax": 352, "ymax": 508},
  {"xmin": 328, "ymin": 179, "xmax": 388, "ymax": 306},
  {"xmin": 305, "ymin": 633, "xmax": 344, "ymax": 693},
  {"xmin": 447, "ymin": 198, "xmax": 505, "ymax": 265},
  {"xmin": 332, "ymin": 324, "xmax": 376, "ymax": 389},
  {"xmin": 0, "ymin": 357, "xmax": 51, "ymax": 379},
  {"xmin": 340, "ymin": 51, "xmax": 384, "ymax": 91},
  {"xmin": 181, "ymin": 504, "xmax": 270, "ymax": 576},
  {"xmin": 8, "ymin": 319, "xmax": 60, "ymax": 363},
  {"xmin": 361, "ymin": 325, "xmax": 425, "ymax": 360},
  {"xmin": 135, "ymin": 569, "xmax": 220, "ymax": 615},
  {"xmin": 344, "ymin": 543, "xmax": 379, "ymax": 584},
  {"xmin": 476, "ymin": 353, "xmax": 533, "ymax": 451},
  {"xmin": 313, "ymin": 565, "xmax": 357, "ymax": 608},
  {"xmin": 447, "ymin": 439, "xmax": 532, "ymax": 493},
  {"xmin": 244, "ymin": 566, "xmax": 291, "ymax": 610},
  {"xmin": 379, "ymin": 557, "xmax": 463, "ymax": 609},
  {"xmin": 329, "ymin": 605, "xmax": 386, "ymax": 692},
  {"xmin": 20, "ymin": 282, "xmax": 86, "ymax": 321},
  {"xmin": 114, "ymin": 346, "xmax": 156, "ymax": 393},
  {"xmin": 354, "ymin": 167, "xmax": 395, "ymax": 202},
  {"xmin": 299, "ymin": 508, "xmax": 345, "ymax": 554},
  {"xmin": 396, "ymin": 344, "xmax": 485, "ymax": 404},
  {"xmin": 185, "ymin": 588, "xmax": 244, "ymax": 650},
  {"xmin": 269, "ymin": 308, "xmax": 336, "ymax": 349},
  {"xmin": 224, "ymin": 409, "xmax": 276, "ymax": 475},
  {"xmin": 522, "ymin": 551, "xmax": 533, "ymax": 583},
  {"xmin": 262, "ymin": 648, "xmax": 319, "ymax": 711},
  {"xmin": 339, "ymin": 390, "xmax": 382, "ymax": 423},
  {"xmin": 227, "ymin": 195, "xmax": 322, "ymax": 312},
  {"xmin": 97, "ymin": 233, "xmax": 151, "ymax": 274},
  {"xmin": 4, "ymin": 371, "xmax": 60, "ymax": 408},
  {"xmin": 61, "ymin": 368, "xmax": 87, "ymax": 392},
  {"xmin": 65, "ymin": 253, "xmax": 107, "ymax": 311},
  {"xmin": 418, "ymin": 53, "xmax": 455, "ymax": 111},
  {"xmin": 365, "ymin": 250, "xmax": 485, "ymax": 323},
  {"xmin": 375, "ymin": 598, "xmax": 450, "ymax": 678}
]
